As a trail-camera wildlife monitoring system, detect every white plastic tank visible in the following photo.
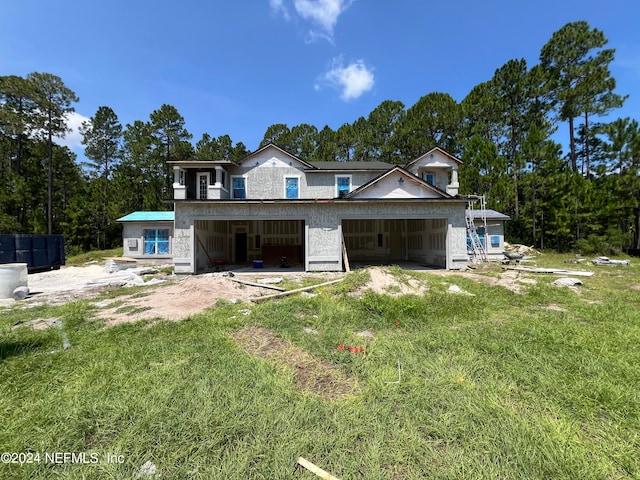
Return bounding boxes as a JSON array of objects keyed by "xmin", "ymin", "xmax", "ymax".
[{"xmin": 0, "ymin": 263, "xmax": 28, "ymax": 299}]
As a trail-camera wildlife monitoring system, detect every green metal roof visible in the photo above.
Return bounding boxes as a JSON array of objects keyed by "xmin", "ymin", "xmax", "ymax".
[{"xmin": 116, "ymin": 211, "xmax": 174, "ymax": 222}]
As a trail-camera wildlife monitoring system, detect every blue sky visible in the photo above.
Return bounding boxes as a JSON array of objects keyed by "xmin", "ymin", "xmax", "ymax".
[{"xmin": 2, "ymin": 0, "xmax": 639, "ymax": 160}]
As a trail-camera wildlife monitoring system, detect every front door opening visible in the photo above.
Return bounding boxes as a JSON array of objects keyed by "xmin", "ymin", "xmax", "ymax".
[{"xmin": 235, "ymin": 232, "xmax": 247, "ymax": 263}]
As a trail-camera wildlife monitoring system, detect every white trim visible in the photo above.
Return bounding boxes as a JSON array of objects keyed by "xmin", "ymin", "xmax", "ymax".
[{"xmin": 335, "ymin": 174, "xmax": 352, "ymax": 198}]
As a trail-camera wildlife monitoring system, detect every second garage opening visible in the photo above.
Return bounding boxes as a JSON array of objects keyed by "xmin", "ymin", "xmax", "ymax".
[{"xmin": 341, "ymin": 218, "xmax": 448, "ymax": 268}]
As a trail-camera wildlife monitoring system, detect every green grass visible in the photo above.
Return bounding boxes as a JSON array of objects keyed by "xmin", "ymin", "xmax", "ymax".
[
  {"xmin": 66, "ymin": 248, "xmax": 123, "ymax": 266},
  {"xmin": 1, "ymin": 254, "xmax": 639, "ymax": 478}
]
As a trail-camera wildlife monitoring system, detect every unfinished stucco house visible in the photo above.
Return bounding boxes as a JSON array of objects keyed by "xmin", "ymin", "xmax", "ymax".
[
  {"xmin": 116, "ymin": 211, "xmax": 174, "ymax": 264},
  {"xmin": 166, "ymin": 144, "xmax": 488, "ymax": 274}
]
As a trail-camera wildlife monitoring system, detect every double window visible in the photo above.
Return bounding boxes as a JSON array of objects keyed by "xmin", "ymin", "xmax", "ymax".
[{"xmin": 144, "ymin": 229, "xmax": 170, "ymax": 255}]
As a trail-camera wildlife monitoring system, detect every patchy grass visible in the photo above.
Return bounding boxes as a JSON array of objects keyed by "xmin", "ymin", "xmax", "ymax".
[
  {"xmin": 1, "ymin": 254, "xmax": 639, "ymax": 478},
  {"xmin": 66, "ymin": 248, "xmax": 123, "ymax": 266}
]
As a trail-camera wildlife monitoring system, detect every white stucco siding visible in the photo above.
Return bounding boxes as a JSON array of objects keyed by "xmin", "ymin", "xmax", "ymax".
[
  {"xmin": 350, "ymin": 172, "xmax": 442, "ymax": 199},
  {"xmin": 408, "ymin": 150, "xmax": 460, "ymax": 171},
  {"xmin": 232, "ymin": 165, "xmax": 303, "ymax": 199},
  {"xmin": 303, "ymin": 171, "xmax": 381, "ymax": 199},
  {"xmin": 229, "ymin": 164, "xmax": 384, "ymax": 200}
]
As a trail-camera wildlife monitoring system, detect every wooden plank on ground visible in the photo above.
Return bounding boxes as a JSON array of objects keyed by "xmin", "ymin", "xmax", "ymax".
[
  {"xmin": 251, "ymin": 278, "xmax": 344, "ymax": 302},
  {"xmin": 229, "ymin": 277, "xmax": 286, "ymax": 291},
  {"xmin": 296, "ymin": 457, "xmax": 340, "ymax": 480},
  {"xmin": 504, "ymin": 266, "xmax": 594, "ymax": 277}
]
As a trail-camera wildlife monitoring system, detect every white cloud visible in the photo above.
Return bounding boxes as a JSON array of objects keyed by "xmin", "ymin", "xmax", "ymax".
[
  {"xmin": 270, "ymin": 0, "xmax": 353, "ymax": 42},
  {"xmin": 317, "ymin": 57, "xmax": 375, "ymax": 101},
  {"xmin": 57, "ymin": 111, "xmax": 90, "ymax": 150},
  {"xmin": 269, "ymin": 0, "xmax": 290, "ymax": 20}
]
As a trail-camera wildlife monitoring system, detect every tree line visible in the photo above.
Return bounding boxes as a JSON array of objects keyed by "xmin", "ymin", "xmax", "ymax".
[{"xmin": 1, "ymin": 21, "xmax": 638, "ymax": 254}]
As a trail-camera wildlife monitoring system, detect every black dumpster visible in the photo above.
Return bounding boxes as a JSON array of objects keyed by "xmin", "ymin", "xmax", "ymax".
[{"xmin": 0, "ymin": 235, "xmax": 65, "ymax": 272}]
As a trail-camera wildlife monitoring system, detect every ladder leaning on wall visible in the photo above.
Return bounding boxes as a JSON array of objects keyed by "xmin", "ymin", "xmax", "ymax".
[{"xmin": 466, "ymin": 195, "xmax": 488, "ymax": 263}]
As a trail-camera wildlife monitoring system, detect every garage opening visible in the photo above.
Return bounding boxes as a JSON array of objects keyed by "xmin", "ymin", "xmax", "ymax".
[
  {"xmin": 341, "ymin": 218, "xmax": 447, "ymax": 268},
  {"xmin": 194, "ymin": 219, "xmax": 305, "ymax": 272}
]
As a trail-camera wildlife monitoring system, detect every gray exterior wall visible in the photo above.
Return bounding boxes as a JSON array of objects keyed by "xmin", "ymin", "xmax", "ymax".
[
  {"xmin": 475, "ymin": 218, "xmax": 507, "ymax": 260},
  {"xmin": 229, "ymin": 165, "xmax": 380, "ymax": 200},
  {"xmin": 121, "ymin": 221, "xmax": 173, "ymax": 264},
  {"xmin": 173, "ymin": 200, "xmax": 468, "ymax": 273}
]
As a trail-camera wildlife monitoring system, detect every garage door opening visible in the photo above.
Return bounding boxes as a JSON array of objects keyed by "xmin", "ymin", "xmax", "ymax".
[
  {"xmin": 341, "ymin": 218, "xmax": 447, "ymax": 268},
  {"xmin": 194, "ymin": 219, "xmax": 305, "ymax": 273}
]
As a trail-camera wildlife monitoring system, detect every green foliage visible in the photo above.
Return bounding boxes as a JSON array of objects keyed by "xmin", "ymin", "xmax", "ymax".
[
  {"xmin": 1, "ymin": 262, "xmax": 640, "ymax": 478},
  {"xmin": 540, "ymin": 20, "xmax": 624, "ymax": 171},
  {"xmin": 0, "ymin": 19, "xmax": 637, "ymax": 254},
  {"xmin": 575, "ymin": 229, "xmax": 629, "ymax": 255}
]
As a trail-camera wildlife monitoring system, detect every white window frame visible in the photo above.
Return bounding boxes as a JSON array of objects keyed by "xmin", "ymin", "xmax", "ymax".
[
  {"xmin": 197, "ymin": 172, "xmax": 209, "ymax": 200},
  {"xmin": 284, "ymin": 175, "xmax": 301, "ymax": 199},
  {"xmin": 231, "ymin": 175, "xmax": 247, "ymax": 199},
  {"xmin": 335, "ymin": 174, "xmax": 352, "ymax": 197}
]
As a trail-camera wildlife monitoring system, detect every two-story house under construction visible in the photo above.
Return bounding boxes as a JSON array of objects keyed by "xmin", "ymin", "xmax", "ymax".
[{"xmin": 168, "ymin": 144, "xmax": 473, "ymax": 274}]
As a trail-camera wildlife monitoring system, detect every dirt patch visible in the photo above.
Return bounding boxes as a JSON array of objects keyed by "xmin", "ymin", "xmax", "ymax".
[
  {"xmin": 353, "ymin": 267, "xmax": 428, "ymax": 297},
  {"xmin": 434, "ymin": 269, "xmax": 528, "ymax": 294},
  {"xmin": 95, "ymin": 275, "xmax": 270, "ymax": 327},
  {"xmin": 230, "ymin": 326, "xmax": 358, "ymax": 400},
  {"xmin": 631, "ymin": 285, "xmax": 640, "ymax": 291}
]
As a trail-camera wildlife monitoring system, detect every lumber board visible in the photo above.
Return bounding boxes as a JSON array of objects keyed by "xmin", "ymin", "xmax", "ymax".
[
  {"xmin": 296, "ymin": 457, "xmax": 340, "ymax": 480},
  {"xmin": 229, "ymin": 277, "xmax": 286, "ymax": 291},
  {"xmin": 341, "ymin": 236, "xmax": 351, "ymax": 273},
  {"xmin": 504, "ymin": 266, "xmax": 594, "ymax": 277},
  {"xmin": 251, "ymin": 278, "xmax": 344, "ymax": 302}
]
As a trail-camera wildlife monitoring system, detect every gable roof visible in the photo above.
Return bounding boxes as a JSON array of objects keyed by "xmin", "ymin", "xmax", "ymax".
[
  {"xmin": 345, "ymin": 166, "xmax": 453, "ymax": 199},
  {"xmin": 117, "ymin": 211, "xmax": 175, "ymax": 222},
  {"xmin": 238, "ymin": 143, "xmax": 316, "ymax": 169},
  {"xmin": 308, "ymin": 161, "xmax": 394, "ymax": 171},
  {"xmin": 404, "ymin": 146, "xmax": 463, "ymax": 170}
]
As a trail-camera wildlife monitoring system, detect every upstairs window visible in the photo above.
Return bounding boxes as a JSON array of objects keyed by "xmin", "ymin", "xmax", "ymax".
[
  {"xmin": 144, "ymin": 229, "xmax": 169, "ymax": 255},
  {"xmin": 285, "ymin": 177, "xmax": 299, "ymax": 199},
  {"xmin": 232, "ymin": 177, "xmax": 246, "ymax": 199},
  {"xmin": 336, "ymin": 176, "xmax": 351, "ymax": 197},
  {"xmin": 423, "ymin": 172, "xmax": 435, "ymax": 186}
]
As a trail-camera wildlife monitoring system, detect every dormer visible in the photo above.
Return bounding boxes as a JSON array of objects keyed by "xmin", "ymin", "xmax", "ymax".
[{"xmin": 404, "ymin": 147, "xmax": 462, "ymax": 196}]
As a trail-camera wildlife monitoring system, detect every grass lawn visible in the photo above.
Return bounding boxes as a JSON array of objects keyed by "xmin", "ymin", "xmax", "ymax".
[{"xmin": 1, "ymin": 255, "xmax": 639, "ymax": 479}]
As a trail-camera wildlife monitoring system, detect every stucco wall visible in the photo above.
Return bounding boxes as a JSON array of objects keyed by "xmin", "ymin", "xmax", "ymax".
[
  {"xmin": 173, "ymin": 200, "xmax": 467, "ymax": 273},
  {"xmin": 229, "ymin": 163, "xmax": 381, "ymax": 200},
  {"xmin": 121, "ymin": 221, "xmax": 173, "ymax": 264},
  {"xmin": 481, "ymin": 220, "xmax": 506, "ymax": 260}
]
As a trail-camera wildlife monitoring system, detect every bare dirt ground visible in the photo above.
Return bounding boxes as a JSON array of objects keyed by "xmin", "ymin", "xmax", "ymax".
[
  {"xmin": 20, "ymin": 265, "xmax": 340, "ymax": 326},
  {"xmin": 17, "ymin": 263, "xmax": 531, "ymax": 329},
  {"xmin": 96, "ymin": 275, "xmax": 272, "ymax": 327},
  {"xmin": 351, "ymin": 267, "xmax": 429, "ymax": 297},
  {"xmin": 230, "ymin": 325, "xmax": 358, "ymax": 400}
]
